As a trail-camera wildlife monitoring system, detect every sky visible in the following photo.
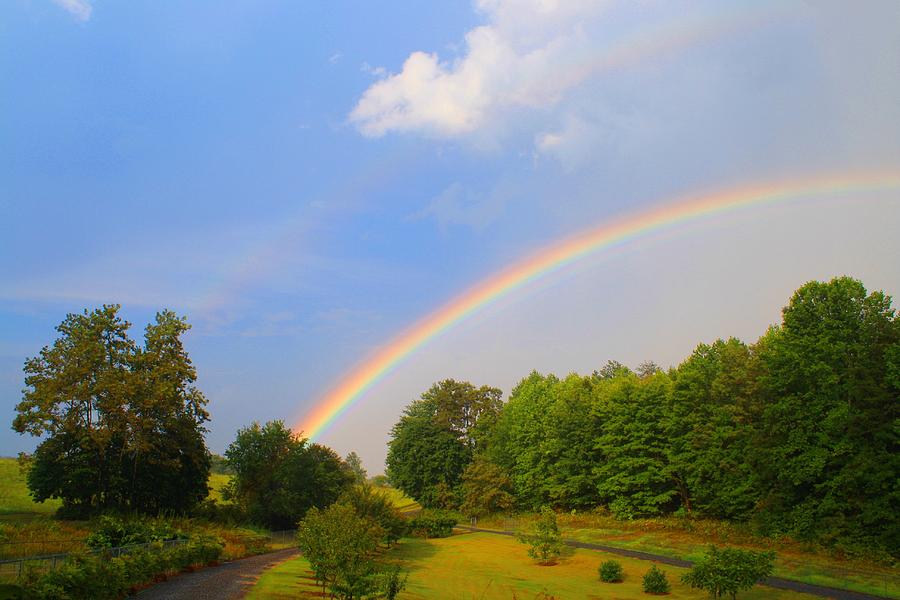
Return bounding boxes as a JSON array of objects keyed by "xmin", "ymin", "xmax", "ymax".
[{"xmin": 2, "ymin": 0, "xmax": 899, "ymax": 474}]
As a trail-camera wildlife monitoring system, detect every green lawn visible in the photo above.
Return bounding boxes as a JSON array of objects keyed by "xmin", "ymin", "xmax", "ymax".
[
  {"xmin": 472, "ymin": 513, "xmax": 900, "ymax": 599},
  {"xmin": 250, "ymin": 532, "xmax": 819, "ymax": 599},
  {"xmin": 0, "ymin": 458, "xmax": 60, "ymax": 520}
]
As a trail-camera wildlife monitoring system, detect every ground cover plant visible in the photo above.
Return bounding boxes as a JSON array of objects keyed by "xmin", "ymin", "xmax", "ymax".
[{"xmin": 250, "ymin": 531, "xmax": 818, "ymax": 599}]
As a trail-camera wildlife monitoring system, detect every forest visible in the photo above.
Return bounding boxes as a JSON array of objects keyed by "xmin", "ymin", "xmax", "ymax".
[{"xmin": 387, "ymin": 276, "xmax": 900, "ymax": 558}]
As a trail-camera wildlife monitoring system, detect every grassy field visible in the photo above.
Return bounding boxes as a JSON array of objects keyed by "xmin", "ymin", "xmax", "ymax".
[
  {"xmin": 207, "ymin": 472, "xmax": 232, "ymax": 503},
  {"xmin": 380, "ymin": 486, "xmax": 421, "ymax": 513},
  {"xmin": 0, "ymin": 458, "xmax": 60, "ymax": 520},
  {"xmin": 250, "ymin": 531, "xmax": 820, "ymax": 599},
  {"xmin": 476, "ymin": 512, "xmax": 900, "ymax": 599}
]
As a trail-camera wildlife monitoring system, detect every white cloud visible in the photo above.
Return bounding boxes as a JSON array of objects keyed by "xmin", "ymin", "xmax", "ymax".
[
  {"xmin": 410, "ymin": 181, "xmax": 513, "ymax": 231},
  {"xmin": 53, "ymin": 0, "xmax": 92, "ymax": 22},
  {"xmin": 349, "ymin": 0, "xmax": 607, "ymax": 138}
]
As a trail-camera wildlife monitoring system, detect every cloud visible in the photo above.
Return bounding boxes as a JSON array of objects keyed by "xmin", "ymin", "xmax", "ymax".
[
  {"xmin": 53, "ymin": 0, "xmax": 92, "ymax": 21},
  {"xmin": 410, "ymin": 181, "xmax": 513, "ymax": 231},
  {"xmin": 349, "ymin": 0, "xmax": 608, "ymax": 138},
  {"xmin": 329, "ymin": 52, "xmax": 343, "ymax": 64}
]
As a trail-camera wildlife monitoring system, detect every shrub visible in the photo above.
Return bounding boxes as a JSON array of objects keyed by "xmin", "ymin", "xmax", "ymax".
[
  {"xmin": 20, "ymin": 537, "xmax": 224, "ymax": 599},
  {"xmin": 340, "ymin": 485, "xmax": 407, "ymax": 545},
  {"xmin": 516, "ymin": 507, "xmax": 563, "ymax": 565},
  {"xmin": 406, "ymin": 510, "xmax": 458, "ymax": 538},
  {"xmin": 85, "ymin": 515, "xmax": 186, "ymax": 549},
  {"xmin": 642, "ymin": 564, "xmax": 671, "ymax": 594},
  {"xmin": 681, "ymin": 545, "xmax": 775, "ymax": 599},
  {"xmin": 599, "ymin": 559, "xmax": 624, "ymax": 582}
]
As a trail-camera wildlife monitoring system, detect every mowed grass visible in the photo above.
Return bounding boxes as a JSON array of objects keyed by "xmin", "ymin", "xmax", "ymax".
[
  {"xmin": 475, "ymin": 513, "xmax": 900, "ymax": 599},
  {"xmin": 250, "ymin": 532, "xmax": 819, "ymax": 599},
  {"xmin": 207, "ymin": 472, "xmax": 232, "ymax": 504}
]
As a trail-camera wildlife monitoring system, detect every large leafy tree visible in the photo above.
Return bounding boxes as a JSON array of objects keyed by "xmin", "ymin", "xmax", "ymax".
[
  {"xmin": 13, "ymin": 306, "xmax": 211, "ymax": 515},
  {"xmin": 386, "ymin": 379, "xmax": 501, "ymax": 508},
  {"xmin": 754, "ymin": 277, "xmax": 899, "ymax": 551},
  {"xmin": 224, "ymin": 420, "xmax": 353, "ymax": 528}
]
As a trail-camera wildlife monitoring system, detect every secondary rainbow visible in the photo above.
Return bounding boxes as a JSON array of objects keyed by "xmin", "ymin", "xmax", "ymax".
[{"xmin": 296, "ymin": 170, "xmax": 900, "ymax": 440}]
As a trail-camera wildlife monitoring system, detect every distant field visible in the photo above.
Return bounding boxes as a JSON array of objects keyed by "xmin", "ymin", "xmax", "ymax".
[
  {"xmin": 380, "ymin": 486, "xmax": 420, "ymax": 513},
  {"xmin": 249, "ymin": 531, "xmax": 818, "ymax": 599},
  {"xmin": 0, "ymin": 457, "xmax": 60, "ymax": 520},
  {"xmin": 207, "ymin": 472, "xmax": 232, "ymax": 503}
]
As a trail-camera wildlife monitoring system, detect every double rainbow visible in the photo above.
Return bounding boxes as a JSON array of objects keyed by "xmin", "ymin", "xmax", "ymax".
[{"xmin": 296, "ymin": 170, "xmax": 900, "ymax": 440}]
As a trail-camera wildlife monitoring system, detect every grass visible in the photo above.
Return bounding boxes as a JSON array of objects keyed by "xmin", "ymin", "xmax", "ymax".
[
  {"xmin": 207, "ymin": 472, "xmax": 232, "ymax": 504},
  {"xmin": 379, "ymin": 486, "xmax": 421, "ymax": 514},
  {"xmin": 249, "ymin": 531, "xmax": 819, "ymax": 599},
  {"xmin": 477, "ymin": 512, "xmax": 900, "ymax": 599},
  {"xmin": 0, "ymin": 458, "xmax": 60, "ymax": 520}
]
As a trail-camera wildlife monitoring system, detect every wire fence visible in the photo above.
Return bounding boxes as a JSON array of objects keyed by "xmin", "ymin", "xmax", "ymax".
[{"xmin": 0, "ymin": 530, "xmax": 297, "ymax": 581}]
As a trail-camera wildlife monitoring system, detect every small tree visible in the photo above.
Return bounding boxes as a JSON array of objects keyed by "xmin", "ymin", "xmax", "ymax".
[
  {"xmin": 296, "ymin": 503, "xmax": 385, "ymax": 599},
  {"xmin": 681, "ymin": 546, "xmax": 775, "ymax": 599},
  {"xmin": 459, "ymin": 456, "xmax": 515, "ymax": 521},
  {"xmin": 517, "ymin": 506, "xmax": 563, "ymax": 565},
  {"xmin": 642, "ymin": 564, "xmax": 671, "ymax": 594},
  {"xmin": 599, "ymin": 559, "xmax": 624, "ymax": 583},
  {"xmin": 345, "ymin": 451, "xmax": 368, "ymax": 484}
]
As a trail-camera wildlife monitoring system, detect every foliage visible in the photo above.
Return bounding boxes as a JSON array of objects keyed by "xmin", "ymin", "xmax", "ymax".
[
  {"xmin": 223, "ymin": 420, "xmax": 353, "ymax": 529},
  {"xmin": 345, "ymin": 451, "xmax": 368, "ymax": 484},
  {"xmin": 18, "ymin": 536, "xmax": 223, "ymax": 599},
  {"xmin": 12, "ymin": 306, "xmax": 211, "ymax": 516},
  {"xmin": 296, "ymin": 503, "xmax": 385, "ymax": 599},
  {"xmin": 370, "ymin": 475, "xmax": 389, "ymax": 487},
  {"xmin": 380, "ymin": 565, "xmax": 408, "ymax": 600},
  {"xmin": 681, "ymin": 545, "xmax": 775, "ymax": 599},
  {"xmin": 340, "ymin": 485, "xmax": 406, "ymax": 545},
  {"xmin": 642, "ymin": 564, "xmax": 671, "ymax": 594},
  {"xmin": 406, "ymin": 509, "xmax": 458, "ymax": 538},
  {"xmin": 84, "ymin": 515, "xmax": 186, "ymax": 549},
  {"xmin": 599, "ymin": 559, "xmax": 624, "ymax": 582},
  {"xmin": 517, "ymin": 507, "xmax": 563, "ymax": 564},
  {"xmin": 459, "ymin": 456, "xmax": 515, "ymax": 519},
  {"xmin": 386, "ymin": 379, "xmax": 502, "ymax": 508}
]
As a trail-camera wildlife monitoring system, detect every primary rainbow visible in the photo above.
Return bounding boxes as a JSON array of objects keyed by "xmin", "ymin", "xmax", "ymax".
[{"xmin": 296, "ymin": 170, "xmax": 900, "ymax": 440}]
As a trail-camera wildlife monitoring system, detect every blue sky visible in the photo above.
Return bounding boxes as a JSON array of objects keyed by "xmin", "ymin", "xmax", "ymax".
[{"xmin": 2, "ymin": 1, "xmax": 899, "ymax": 472}]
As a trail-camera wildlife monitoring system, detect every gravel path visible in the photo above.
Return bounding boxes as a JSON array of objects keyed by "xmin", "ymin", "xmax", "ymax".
[
  {"xmin": 132, "ymin": 547, "xmax": 298, "ymax": 600},
  {"xmin": 457, "ymin": 526, "xmax": 893, "ymax": 600}
]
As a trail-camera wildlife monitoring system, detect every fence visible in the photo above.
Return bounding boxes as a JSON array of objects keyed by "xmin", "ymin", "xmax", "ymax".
[
  {"xmin": 0, "ymin": 530, "xmax": 297, "ymax": 581},
  {"xmin": 0, "ymin": 538, "xmax": 189, "ymax": 580}
]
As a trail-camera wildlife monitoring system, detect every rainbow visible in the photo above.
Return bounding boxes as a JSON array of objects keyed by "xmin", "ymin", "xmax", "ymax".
[{"xmin": 296, "ymin": 171, "xmax": 900, "ymax": 441}]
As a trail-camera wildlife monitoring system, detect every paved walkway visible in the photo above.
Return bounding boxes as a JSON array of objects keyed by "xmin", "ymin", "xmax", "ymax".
[
  {"xmin": 457, "ymin": 526, "xmax": 893, "ymax": 600},
  {"xmin": 132, "ymin": 547, "xmax": 298, "ymax": 600}
]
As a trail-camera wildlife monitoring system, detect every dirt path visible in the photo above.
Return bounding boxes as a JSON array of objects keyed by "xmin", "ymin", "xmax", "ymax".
[
  {"xmin": 131, "ymin": 547, "xmax": 298, "ymax": 600},
  {"xmin": 457, "ymin": 526, "xmax": 893, "ymax": 600}
]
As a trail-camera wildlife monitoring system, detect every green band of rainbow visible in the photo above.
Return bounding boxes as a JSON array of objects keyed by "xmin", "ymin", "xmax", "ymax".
[{"xmin": 296, "ymin": 170, "xmax": 900, "ymax": 440}]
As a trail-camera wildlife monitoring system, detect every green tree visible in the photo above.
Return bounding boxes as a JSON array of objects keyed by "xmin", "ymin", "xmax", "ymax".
[
  {"xmin": 340, "ymin": 484, "xmax": 406, "ymax": 545},
  {"xmin": 592, "ymin": 372, "xmax": 678, "ymax": 518},
  {"xmin": 386, "ymin": 380, "xmax": 500, "ymax": 508},
  {"xmin": 681, "ymin": 546, "xmax": 775, "ymax": 599},
  {"xmin": 643, "ymin": 564, "xmax": 671, "ymax": 594},
  {"xmin": 459, "ymin": 456, "xmax": 515, "ymax": 519},
  {"xmin": 296, "ymin": 503, "xmax": 385, "ymax": 599},
  {"xmin": 224, "ymin": 420, "xmax": 353, "ymax": 528},
  {"xmin": 13, "ymin": 306, "xmax": 211, "ymax": 515},
  {"xmin": 345, "ymin": 451, "xmax": 368, "ymax": 484},
  {"xmin": 517, "ymin": 506, "xmax": 563, "ymax": 564},
  {"xmin": 754, "ymin": 277, "xmax": 899, "ymax": 551}
]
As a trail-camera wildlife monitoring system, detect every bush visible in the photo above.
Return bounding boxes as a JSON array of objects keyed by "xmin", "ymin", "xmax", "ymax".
[
  {"xmin": 20, "ymin": 537, "xmax": 224, "ymax": 599},
  {"xmin": 340, "ymin": 485, "xmax": 407, "ymax": 545},
  {"xmin": 642, "ymin": 564, "xmax": 671, "ymax": 594},
  {"xmin": 406, "ymin": 510, "xmax": 458, "ymax": 538},
  {"xmin": 516, "ymin": 507, "xmax": 563, "ymax": 565},
  {"xmin": 599, "ymin": 559, "xmax": 624, "ymax": 582},
  {"xmin": 85, "ymin": 515, "xmax": 187, "ymax": 549},
  {"xmin": 681, "ymin": 545, "xmax": 775, "ymax": 599}
]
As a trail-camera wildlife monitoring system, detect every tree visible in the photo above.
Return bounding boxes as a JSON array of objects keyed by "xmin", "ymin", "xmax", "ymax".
[
  {"xmin": 297, "ymin": 503, "xmax": 385, "ymax": 599},
  {"xmin": 681, "ymin": 546, "xmax": 775, "ymax": 599},
  {"xmin": 754, "ymin": 277, "xmax": 899, "ymax": 551},
  {"xmin": 517, "ymin": 506, "xmax": 563, "ymax": 564},
  {"xmin": 459, "ymin": 456, "xmax": 515, "ymax": 519},
  {"xmin": 340, "ymin": 484, "xmax": 406, "ymax": 545},
  {"xmin": 643, "ymin": 564, "xmax": 671, "ymax": 594},
  {"xmin": 224, "ymin": 420, "xmax": 353, "ymax": 528},
  {"xmin": 13, "ymin": 306, "xmax": 211, "ymax": 515},
  {"xmin": 386, "ymin": 380, "xmax": 501, "ymax": 508},
  {"xmin": 345, "ymin": 451, "xmax": 368, "ymax": 484}
]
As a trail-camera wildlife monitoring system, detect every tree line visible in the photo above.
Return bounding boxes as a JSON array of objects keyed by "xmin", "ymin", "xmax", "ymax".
[{"xmin": 386, "ymin": 277, "xmax": 900, "ymax": 556}]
